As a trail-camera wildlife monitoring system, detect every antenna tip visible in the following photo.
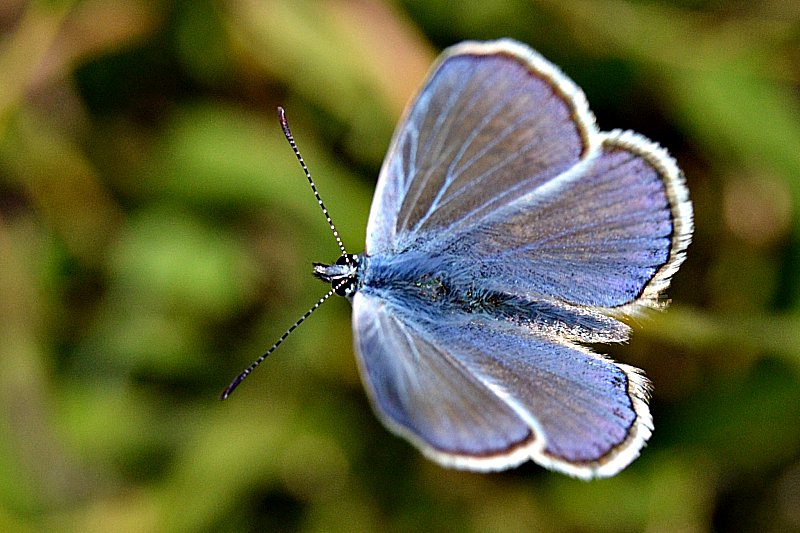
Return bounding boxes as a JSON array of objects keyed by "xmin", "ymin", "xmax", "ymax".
[{"xmin": 220, "ymin": 373, "xmax": 246, "ymax": 400}]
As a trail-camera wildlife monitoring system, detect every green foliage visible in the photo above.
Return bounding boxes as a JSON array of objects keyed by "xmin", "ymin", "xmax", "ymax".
[{"xmin": 1, "ymin": 1, "xmax": 798, "ymax": 531}]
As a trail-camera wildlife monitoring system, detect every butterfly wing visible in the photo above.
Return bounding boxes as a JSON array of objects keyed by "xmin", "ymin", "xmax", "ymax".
[
  {"xmin": 366, "ymin": 39, "xmax": 596, "ymax": 255},
  {"xmin": 444, "ymin": 130, "xmax": 692, "ymax": 309},
  {"xmin": 351, "ymin": 292, "xmax": 538, "ymax": 470},
  {"xmin": 352, "ymin": 291, "xmax": 652, "ymax": 478},
  {"xmin": 366, "ymin": 39, "xmax": 692, "ymax": 311}
]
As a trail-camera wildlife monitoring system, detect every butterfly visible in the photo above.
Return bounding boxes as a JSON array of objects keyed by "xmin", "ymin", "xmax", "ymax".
[{"xmin": 222, "ymin": 38, "xmax": 693, "ymax": 479}]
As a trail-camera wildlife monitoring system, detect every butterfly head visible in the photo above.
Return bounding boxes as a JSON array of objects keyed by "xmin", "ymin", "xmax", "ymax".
[{"xmin": 313, "ymin": 253, "xmax": 361, "ymax": 297}]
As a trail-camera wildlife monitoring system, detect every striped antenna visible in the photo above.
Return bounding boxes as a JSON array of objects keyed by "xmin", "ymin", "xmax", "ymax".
[
  {"xmin": 277, "ymin": 106, "xmax": 349, "ymax": 258},
  {"xmin": 220, "ymin": 287, "xmax": 337, "ymax": 400},
  {"xmin": 220, "ymin": 107, "xmax": 350, "ymax": 400}
]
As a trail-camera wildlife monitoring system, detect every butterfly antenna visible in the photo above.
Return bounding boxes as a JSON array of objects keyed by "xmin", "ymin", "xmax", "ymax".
[
  {"xmin": 277, "ymin": 106, "xmax": 349, "ymax": 258},
  {"xmin": 220, "ymin": 286, "xmax": 338, "ymax": 400},
  {"xmin": 220, "ymin": 108, "xmax": 354, "ymax": 400}
]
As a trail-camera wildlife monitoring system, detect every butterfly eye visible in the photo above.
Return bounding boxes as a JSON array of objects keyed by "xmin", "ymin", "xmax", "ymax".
[{"xmin": 336, "ymin": 254, "xmax": 358, "ymax": 266}]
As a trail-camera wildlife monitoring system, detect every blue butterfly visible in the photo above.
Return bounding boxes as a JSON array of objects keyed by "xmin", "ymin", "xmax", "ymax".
[{"xmin": 223, "ymin": 39, "xmax": 693, "ymax": 479}]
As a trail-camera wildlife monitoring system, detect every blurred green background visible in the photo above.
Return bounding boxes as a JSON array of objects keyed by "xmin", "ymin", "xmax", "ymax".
[{"xmin": 1, "ymin": 0, "xmax": 799, "ymax": 531}]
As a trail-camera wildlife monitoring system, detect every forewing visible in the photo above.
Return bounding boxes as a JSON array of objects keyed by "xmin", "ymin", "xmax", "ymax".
[
  {"xmin": 366, "ymin": 39, "xmax": 596, "ymax": 254},
  {"xmin": 444, "ymin": 130, "xmax": 693, "ymax": 310},
  {"xmin": 352, "ymin": 292, "xmax": 537, "ymax": 470}
]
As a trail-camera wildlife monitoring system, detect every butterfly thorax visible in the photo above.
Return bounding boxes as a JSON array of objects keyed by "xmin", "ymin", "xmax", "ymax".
[{"xmin": 355, "ymin": 251, "xmax": 528, "ymax": 319}]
